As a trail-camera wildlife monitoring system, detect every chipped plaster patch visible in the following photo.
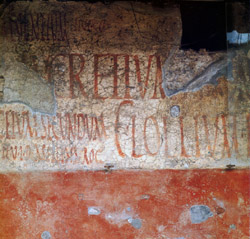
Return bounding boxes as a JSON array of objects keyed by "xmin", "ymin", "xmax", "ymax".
[
  {"xmin": 105, "ymin": 209, "xmax": 139, "ymax": 227},
  {"xmin": 162, "ymin": 49, "xmax": 227, "ymax": 97},
  {"xmin": 128, "ymin": 218, "xmax": 142, "ymax": 229},
  {"xmin": 170, "ymin": 105, "xmax": 180, "ymax": 117},
  {"xmin": 41, "ymin": 231, "xmax": 51, "ymax": 239},
  {"xmin": 88, "ymin": 207, "xmax": 101, "ymax": 215},
  {"xmin": 190, "ymin": 205, "xmax": 213, "ymax": 224},
  {"xmin": 157, "ymin": 225, "xmax": 166, "ymax": 232},
  {"xmin": 0, "ymin": 61, "xmax": 55, "ymax": 114}
]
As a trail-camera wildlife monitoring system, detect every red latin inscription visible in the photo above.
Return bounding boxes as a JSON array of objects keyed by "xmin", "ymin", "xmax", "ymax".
[{"xmin": 47, "ymin": 54, "xmax": 166, "ymax": 100}]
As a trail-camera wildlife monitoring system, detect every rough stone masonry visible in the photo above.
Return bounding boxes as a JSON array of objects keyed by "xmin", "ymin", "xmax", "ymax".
[{"xmin": 0, "ymin": 1, "xmax": 249, "ymax": 172}]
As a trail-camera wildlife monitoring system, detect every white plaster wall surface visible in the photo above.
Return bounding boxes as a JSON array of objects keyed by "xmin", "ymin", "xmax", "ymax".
[{"xmin": 0, "ymin": 2, "xmax": 249, "ymax": 171}]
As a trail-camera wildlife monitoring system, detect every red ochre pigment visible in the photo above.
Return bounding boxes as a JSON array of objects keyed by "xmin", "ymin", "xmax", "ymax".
[{"xmin": 0, "ymin": 169, "xmax": 249, "ymax": 239}]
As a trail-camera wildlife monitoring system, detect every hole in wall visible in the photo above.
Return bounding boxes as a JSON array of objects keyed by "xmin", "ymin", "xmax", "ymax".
[{"xmin": 180, "ymin": 1, "xmax": 227, "ymax": 51}]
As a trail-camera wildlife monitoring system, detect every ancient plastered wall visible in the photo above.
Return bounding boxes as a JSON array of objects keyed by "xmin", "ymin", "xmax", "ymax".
[{"xmin": 0, "ymin": 1, "xmax": 249, "ymax": 172}]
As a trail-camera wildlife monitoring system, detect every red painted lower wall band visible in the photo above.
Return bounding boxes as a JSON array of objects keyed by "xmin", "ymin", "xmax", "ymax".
[{"xmin": 0, "ymin": 169, "xmax": 249, "ymax": 239}]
